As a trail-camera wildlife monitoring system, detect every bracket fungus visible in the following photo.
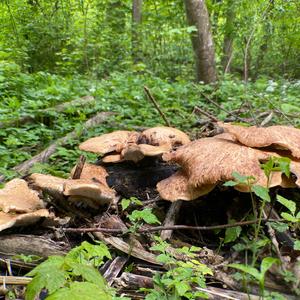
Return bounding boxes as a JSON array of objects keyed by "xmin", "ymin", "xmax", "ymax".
[
  {"xmin": 29, "ymin": 163, "xmax": 117, "ymax": 209},
  {"xmin": 221, "ymin": 123, "xmax": 300, "ymax": 158},
  {"xmin": 157, "ymin": 128, "xmax": 300, "ymax": 202},
  {"xmin": 0, "ymin": 179, "xmax": 44, "ymax": 213},
  {"xmin": 79, "ymin": 126, "xmax": 190, "ymax": 163}
]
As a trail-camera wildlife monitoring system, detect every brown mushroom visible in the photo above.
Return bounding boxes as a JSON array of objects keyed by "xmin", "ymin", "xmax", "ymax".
[
  {"xmin": 79, "ymin": 130, "xmax": 139, "ymax": 155},
  {"xmin": 220, "ymin": 123, "xmax": 300, "ymax": 159},
  {"xmin": 0, "ymin": 209, "xmax": 49, "ymax": 232},
  {"xmin": 139, "ymin": 126, "xmax": 190, "ymax": 148},
  {"xmin": 157, "ymin": 170, "xmax": 215, "ymax": 201},
  {"xmin": 0, "ymin": 179, "xmax": 44, "ymax": 213},
  {"xmin": 70, "ymin": 163, "xmax": 109, "ymax": 186}
]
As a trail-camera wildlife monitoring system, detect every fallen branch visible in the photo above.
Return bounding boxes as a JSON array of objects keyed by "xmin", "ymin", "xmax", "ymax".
[
  {"xmin": 0, "ymin": 111, "xmax": 114, "ymax": 182},
  {"xmin": 193, "ymin": 106, "xmax": 219, "ymax": 122},
  {"xmin": 0, "ymin": 96, "xmax": 95, "ymax": 128},
  {"xmin": 144, "ymin": 86, "xmax": 171, "ymax": 127},
  {"xmin": 62, "ymin": 218, "xmax": 282, "ymax": 234}
]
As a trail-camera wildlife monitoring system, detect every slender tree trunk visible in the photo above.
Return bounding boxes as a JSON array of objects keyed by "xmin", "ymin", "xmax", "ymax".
[
  {"xmin": 132, "ymin": 0, "xmax": 143, "ymax": 64},
  {"xmin": 221, "ymin": 0, "xmax": 235, "ymax": 73},
  {"xmin": 184, "ymin": 0, "xmax": 217, "ymax": 83}
]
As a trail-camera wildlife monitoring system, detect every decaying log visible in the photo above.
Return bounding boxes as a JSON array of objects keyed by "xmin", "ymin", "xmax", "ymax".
[
  {"xmin": 0, "ymin": 234, "xmax": 68, "ymax": 258},
  {"xmin": 0, "ymin": 96, "xmax": 95, "ymax": 129},
  {"xmin": 114, "ymin": 272, "xmax": 153, "ymax": 290},
  {"xmin": 160, "ymin": 200, "xmax": 182, "ymax": 240},
  {"xmin": 0, "ymin": 111, "xmax": 114, "ymax": 182},
  {"xmin": 103, "ymin": 256, "xmax": 127, "ymax": 286}
]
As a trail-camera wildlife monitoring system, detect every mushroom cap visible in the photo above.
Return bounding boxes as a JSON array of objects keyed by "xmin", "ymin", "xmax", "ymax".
[
  {"xmin": 102, "ymin": 153, "xmax": 124, "ymax": 163},
  {"xmin": 220, "ymin": 123, "xmax": 300, "ymax": 159},
  {"xmin": 139, "ymin": 127, "xmax": 190, "ymax": 148},
  {"xmin": 157, "ymin": 170, "xmax": 215, "ymax": 201},
  {"xmin": 0, "ymin": 179, "xmax": 44, "ymax": 213},
  {"xmin": 163, "ymin": 137, "xmax": 273, "ymax": 189},
  {"xmin": 29, "ymin": 173, "xmax": 66, "ymax": 195},
  {"xmin": 63, "ymin": 179, "xmax": 116, "ymax": 205},
  {"xmin": 0, "ymin": 209, "xmax": 49, "ymax": 232},
  {"xmin": 70, "ymin": 163, "xmax": 108, "ymax": 186},
  {"xmin": 79, "ymin": 131, "xmax": 139, "ymax": 155}
]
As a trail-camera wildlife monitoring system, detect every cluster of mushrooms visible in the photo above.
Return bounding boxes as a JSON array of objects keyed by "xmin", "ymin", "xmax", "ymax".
[{"xmin": 1, "ymin": 124, "xmax": 300, "ymax": 231}]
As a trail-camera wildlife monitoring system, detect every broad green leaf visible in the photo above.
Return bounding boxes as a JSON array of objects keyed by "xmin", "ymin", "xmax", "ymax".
[
  {"xmin": 228, "ymin": 264, "xmax": 261, "ymax": 281},
  {"xmin": 128, "ymin": 208, "xmax": 160, "ymax": 224},
  {"xmin": 224, "ymin": 220, "xmax": 242, "ymax": 244},
  {"xmin": 267, "ymin": 222, "xmax": 289, "ymax": 233},
  {"xmin": 232, "ymin": 172, "xmax": 248, "ymax": 184},
  {"xmin": 46, "ymin": 282, "xmax": 112, "ymax": 300},
  {"xmin": 276, "ymin": 195, "xmax": 296, "ymax": 215},
  {"xmin": 26, "ymin": 256, "xmax": 65, "ymax": 277},
  {"xmin": 281, "ymin": 212, "xmax": 298, "ymax": 222},
  {"xmin": 252, "ymin": 185, "xmax": 270, "ymax": 202},
  {"xmin": 294, "ymin": 240, "xmax": 300, "ymax": 251},
  {"xmin": 260, "ymin": 257, "xmax": 279, "ymax": 278},
  {"xmin": 175, "ymin": 281, "xmax": 190, "ymax": 296},
  {"xmin": 121, "ymin": 199, "xmax": 130, "ymax": 211},
  {"xmin": 223, "ymin": 180, "xmax": 238, "ymax": 187}
]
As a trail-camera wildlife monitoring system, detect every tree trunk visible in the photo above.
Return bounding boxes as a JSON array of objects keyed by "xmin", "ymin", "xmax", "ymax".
[
  {"xmin": 221, "ymin": 0, "xmax": 235, "ymax": 73},
  {"xmin": 184, "ymin": 0, "xmax": 217, "ymax": 83},
  {"xmin": 132, "ymin": 0, "xmax": 143, "ymax": 64}
]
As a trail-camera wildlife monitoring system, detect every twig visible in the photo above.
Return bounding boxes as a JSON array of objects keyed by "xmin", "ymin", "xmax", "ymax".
[
  {"xmin": 193, "ymin": 106, "xmax": 219, "ymax": 122},
  {"xmin": 72, "ymin": 155, "xmax": 86, "ymax": 179},
  {"xmin": 61, "ymin": 218, "xmax": 282, "ymax": 234},
  {"xmin": 143, "ymin": 86, "xmax": 171, "ymax": 127}
]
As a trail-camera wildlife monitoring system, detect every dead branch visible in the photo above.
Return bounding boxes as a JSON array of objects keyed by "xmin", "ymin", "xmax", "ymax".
[
  {"xmin": 143, "ymin": 86, "xmax": 171, "ymax": 127},
  {"xmin": 193, "ymin": 106, "xmax": 219, "ymax": 122}
]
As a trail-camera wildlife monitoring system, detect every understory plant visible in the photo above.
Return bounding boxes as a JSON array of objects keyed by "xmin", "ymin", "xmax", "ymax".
[{"xmin": 25, "ymin": 241, "xmax": 118, "ymax": 300}]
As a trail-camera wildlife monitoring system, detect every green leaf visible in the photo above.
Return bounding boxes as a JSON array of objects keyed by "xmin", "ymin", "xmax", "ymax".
[
  {"xmin": 175, "ymin": 281, "xmax": 190, "ymax": 296},
  {"xmin": 121, "ymin": 199, "xmax": 130, "ymax": 211},
  {"xmin": 260, "ymin": 257, "xmax": 279, "ymax": 278},
  {"xmin": 276, "ymin": 195, "xmax": 296, "ymax": 215},
  {"xmin": 293, "ymin": 240, "xmax": 300, "ymax": 251},
  {"xmin": 281, "ymin": 212, "xmax": 298, "ymax": 222},
  {"xmin": 224, "ymin": 220, "xmax": 242, "ymax": 244},
  {"xmin": 228, "ymin": 264, "xmax": 261, "ymax": 281},
  {"xmin": 267, "ymin": 222, "xmax": 289, "ymax": 233},
  {"xmin": 232, "ymin": 172, "xmax": 248, "ymax": 184},
  {"xmin": 251, "ymin": 185, "xmax": 270, "ymax": 202},
  {"xmin": 25, "ymin": 258, "xmax": 67, "ymax": 300},
  {"xmin": 128, "ymin": 208, "xmax": 160, "ymax": 224},
  {"xmin": 46, "ymin": 282, "xmax": 112, "ymax": 300}
]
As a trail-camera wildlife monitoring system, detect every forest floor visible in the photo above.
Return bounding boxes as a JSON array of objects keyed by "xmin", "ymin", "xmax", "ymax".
[{"xmin": 0, "ymin": 68, "xmax": 300, "ymax": 300}]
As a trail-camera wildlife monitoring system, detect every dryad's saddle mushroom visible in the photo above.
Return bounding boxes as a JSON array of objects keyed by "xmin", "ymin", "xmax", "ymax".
[{"xmin": 79, "ymin": 126, "xmax": 191, "ymax": 163}]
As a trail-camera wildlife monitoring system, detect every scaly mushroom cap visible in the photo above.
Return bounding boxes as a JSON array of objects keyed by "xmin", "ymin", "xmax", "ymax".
[
  {"xmin": 102, "ymin": 154, "xmax": 124, "ymax": 163},
  {"xmin": 79, "ymin": 131, "xmax": 139, "ymax": 155},
  {"xmin": 0, "ymin": 179, "xmax": 44, "ymax": 213},
  {"xmin": 220, "ymin": 123, "xmax": 300, "ymax": 159},
  {"xmin": 70, "ymin": 163, "xmax": 108, "ymax": 186},
  {"xmin": 0, "ymin": 209, "xmax": 49, "ymax": 232},
  {"xmin": 163, "ymin": 138, "xmax": 273, "ymax": 190},
  {"xmin": 63, "ymin": 179, "xmax": 116, "ymax": 205},
  {"xmin": 157, "ymin": 170, "xmax": 215, "ymax": 201},
  {"xmin": 29, "ymin": 173, "xmax": 66, "ymax": 195},
  {"xmin": 139, "ymin": 127, "xmax": 190, "ymax": 148}
]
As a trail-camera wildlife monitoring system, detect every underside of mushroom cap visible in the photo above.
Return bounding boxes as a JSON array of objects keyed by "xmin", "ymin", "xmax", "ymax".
[
  {"xmin": 79, "ymin": 130, "xmax": 139, "ymax": 155},
  {"xmin": 0, "ymin": 179, "xmax": 44, "ymax": 213},
  {"xmin": 220, "ymin": 122, "xmax": 300, "ymax": 159},
  {"xmin": 0, "ymin": 209, "xmax": 49, "ymax": 232},
  {"xmin": 157, "ymin": 170, "xmax": 216, "ymax": 201},
  {"xmin": 139, "ymin": 127, "xmax": 190, "ymax": 148}
]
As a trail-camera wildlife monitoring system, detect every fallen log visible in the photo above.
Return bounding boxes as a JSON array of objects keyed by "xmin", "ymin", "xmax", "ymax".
[
  {"xmin": 0, "ymin": 96, "xmax": 95, "ymax": 128},
  {"xmin": 0, "ymin": 111, "xmax": 114, "ymax": 182}
]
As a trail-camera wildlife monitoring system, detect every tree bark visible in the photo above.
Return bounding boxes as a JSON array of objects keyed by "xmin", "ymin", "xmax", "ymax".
[
  {"xmin": 184, "ymin": 0, "xmax": 217, "ymax": 83},
  {"xmin": 221, "ymin": 0, "xmax": 235, "ymax": 73},
  {"xmin": 132, "ymin": 0, "xmax": 143, "ymax": 63}
]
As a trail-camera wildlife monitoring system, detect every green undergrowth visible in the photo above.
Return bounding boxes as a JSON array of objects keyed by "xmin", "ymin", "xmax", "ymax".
[{"xmin": 0, "ymin": 62, "xmax": 300, "ymax": 179}]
